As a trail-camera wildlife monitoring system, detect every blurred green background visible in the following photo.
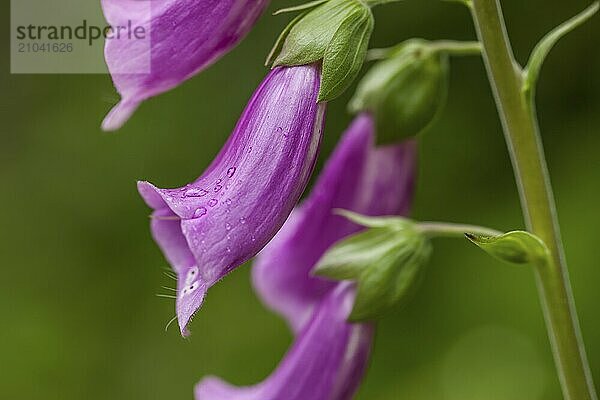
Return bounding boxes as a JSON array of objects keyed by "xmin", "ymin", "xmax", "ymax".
[{"xmin": 1, "ymin": 0, "xmax": 598, "ymax": 398}]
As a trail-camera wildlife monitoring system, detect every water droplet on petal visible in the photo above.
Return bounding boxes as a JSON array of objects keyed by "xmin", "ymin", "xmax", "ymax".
[
  {"xmin": 226, "ymin": 247, "xmax": 231, "ymax": 253},
  {"xmin": 239, "ymin": 217, "xmax": 246, "ymax": 224},
  {"xmin": 214, "ymin": 185, "xmax": 223, "ymax": 192},
  {"xmin": 225, "ymin": 223, "xmax": 231, "ymax": 231},
  {"xmin": 208, "ymin": 198, "xmax": 218, "ymax": 207},
  {"xmin": 184, "ymin": 188, "xmax": 208, "ymax": 197},
  {"xmin": 225, "ymin": 198, "xmax": 232, "ymax": 205},
  {"xmin": 192, "ymin": 207, "xmax": 207, "ymax": 218},
  {"xmin": 251, "ymin": 235, "xmax": 256, "ymax": 242},
  {"xmin": 227, "ymin": 167, "xmax": 236, "ymax": 178}
]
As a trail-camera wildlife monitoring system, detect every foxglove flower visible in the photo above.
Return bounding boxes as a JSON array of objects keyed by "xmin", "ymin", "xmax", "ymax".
[
  {"xmin": 195, "ymin": 114, "xmax": 417, "ymax": 399},
  {"xmin": 101, "ymin": 0, "xmax": 270, "ymax": 130},
  {"xmin": 138, "ymin": 65, "xmax": 325, "ymax": 336}
]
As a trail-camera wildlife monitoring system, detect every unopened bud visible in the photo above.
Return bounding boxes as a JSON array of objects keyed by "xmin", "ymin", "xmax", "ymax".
[
  {"xmin": 314, "ymin": 211, "xmax": 431, "ymax": 321},
  {"xmin": 349, "ymin": 39, "xmax": 449, "ymax": 143}
]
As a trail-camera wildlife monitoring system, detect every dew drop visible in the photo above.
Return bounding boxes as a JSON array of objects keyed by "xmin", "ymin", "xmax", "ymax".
[
  {"xmin": 239, "ymin": 217, "xmax": 246, "ymax": 224},
  {"xmin": 225, "ymin": 223, "xmax": 231, "ymax": 231},
  {"xmin": 214, "ymin": 185, "xmax": 223, "ymax": 192},
  {"xmin": 226, "ymin": 247, "xmax": 231, "ymax": 253},
  {"xmin": 192, "ymin": 207, "xmax": 207, "ymax": 218},
  {"xmin": 184, "ymin": 188, "xmax": 208, "ymax": 197},
  {"xmin": 251, "ymin": 235, "xmax": 256, "ymax": 242},
  {"xmin": 225, "ymin": 198, "xmax": 232, "ymax": 205},
  {"xmin": 208, "ymin": 198, "xmax": 218, "ymax": 207},
  {"xmin": 227, "ymin": 167, "xmax": 236, "ymax": 178}
]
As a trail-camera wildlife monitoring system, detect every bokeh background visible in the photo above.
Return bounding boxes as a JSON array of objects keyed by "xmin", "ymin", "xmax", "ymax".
[{"xmin": 1, "ymin": 0, "xmax": 599, "ymax": 398}]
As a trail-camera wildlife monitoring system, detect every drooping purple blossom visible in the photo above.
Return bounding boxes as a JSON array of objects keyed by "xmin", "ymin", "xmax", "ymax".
[
  {"xmin": 194, "ymin": 114, "xmax": 417, "ymax": 399},
  {"xmin": 101, "ymin": 0, "xmax": 270, "ymax": 131},
  {"xmin": 138, "ymin": 65, "xmax": 325, "ymax": 336}
]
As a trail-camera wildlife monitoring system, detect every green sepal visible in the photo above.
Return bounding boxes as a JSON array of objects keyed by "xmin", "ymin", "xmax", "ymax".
[
  {"xmin": 270, "ymin": 0, "xmax": 373, "ymax": 101},
  {"xmin": 272, "ymin": 0, "xmax": 361, "ymax": 67},
  {"xmin": 314, "ymin": 213, "xmax": 431, "ymax": 321},
  {"xmin": 265, "ymin": 11, "xmax": 308, "ymax": 66},
  {"xmin": 273, "ymin": 0, "xmax": 330, "ymax": 15},
  {"xmin": 313, "ymin": 227, "xmax": 408, "ymax": 280},
  {"xmin": 465, "ymin": 230, "xmax": 549, "ymax": 265},
  {"xmin": 522, "ymin": 2, "xmax": 598, "ymax": 101},
  {"xmin": 318, "ymin": 7, "xmax": 373, "ymax": 101},
  {"xmin": 351, "ymin": 236, "xmax": 430, "ymax": 321},
  {"xmin": 349, "ymin": 39, "xmax": 449, "ymax": 143},
  {"xmin": 364, "ymin": 0, "xmax": 403, "ymax": 6}
]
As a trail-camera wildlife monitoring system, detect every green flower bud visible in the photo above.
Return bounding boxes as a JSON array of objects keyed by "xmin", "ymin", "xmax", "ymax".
[
  {"xmin": 314, "ymin": 211, "xmax": 431, "ymax": 321},
  {"xmin": 349, "ymin": 39, "xmax": 449, "ymax": 143},
  {"xmin": 267, "ymin": 0, "xmax": 374, "ymax": 102},
  {"xmin": 466, "ymin": 230, "xmax": 549, "ymax": 265}
]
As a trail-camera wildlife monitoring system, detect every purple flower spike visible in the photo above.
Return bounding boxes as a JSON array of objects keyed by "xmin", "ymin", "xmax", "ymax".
[
  {"xmin": 195, "ymin": 114, "xmax": 417, "ymax": 399},
  {"xmin": 101, "ymin": 0, "xmax": 270, "ymax": 131},
  {"xmin": 195, "ymin": 283, "xmax": 374, "ymax": 400},
  {"xmin": 138, "ymin": 65, "xmax": 325, "ymax": 336}
]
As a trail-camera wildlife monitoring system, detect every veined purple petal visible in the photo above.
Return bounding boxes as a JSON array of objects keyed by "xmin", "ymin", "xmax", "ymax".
[
  {"xmin": 253, "ymin": 113, "xmax": 417, "ymax": 333},
  {"xmin": 101, "ymin": 0, "xmax": 270, "ymax": 131},
  {"xmin": 195, "ymin": 283, "xmax": 373, "ymax": 400},
  {"xmin": 138, "ymin": 65, "xmax": 325, "ymax": 336}
]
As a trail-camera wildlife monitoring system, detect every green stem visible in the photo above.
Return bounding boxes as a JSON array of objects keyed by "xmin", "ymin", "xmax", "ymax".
[
  {"xmin": 429, "ymin": 40, "xmax": 482, "ymax": 56},
  {"xmin": 418, "ymin": 221, "xmax": 501, "ymax": 239},
  {"xmin": 470, "ymin": 1, "xmax": 597, "ymax": 398}
]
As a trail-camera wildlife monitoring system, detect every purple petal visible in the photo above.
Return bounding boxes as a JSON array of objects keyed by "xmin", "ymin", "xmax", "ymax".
[
  {"xmin": 253, "ymin": 113, "xmax": 417, "ymax": 333},
  {"xmin": 138, "ymin": 65, "xmax": 325, "ymax": 336},
  {"xmin": 195, "ymin": 283, "xmax": 373, "ymax": 400},
  {"xmin": 101, "ymin": 0, "xmax": 270, "ymax": 130}
]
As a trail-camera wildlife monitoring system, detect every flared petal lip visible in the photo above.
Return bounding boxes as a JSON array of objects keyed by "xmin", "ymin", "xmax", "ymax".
[
  {"xmin": 138, "ymin": 180, "xmax": 204, "ymax": 337},
  {"xmin": 138, "ymin": 180, "xmax": 183, "ymax": 217}
]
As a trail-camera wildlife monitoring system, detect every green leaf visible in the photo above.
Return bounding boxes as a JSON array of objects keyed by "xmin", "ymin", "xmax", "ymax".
[
  {"xmin": 318, "ymin": 7, "xmax": 374, "ymax": 101},
  {"xmin": 466, "ymin": 230, "xmax": 549, "ymax": 265},
  {"xmin": 273, "ymin": 0, "xmax": 330, "ymax": 15},
  {"xmin": 523, "ymin": 2, "xmax": 599, "ymax": 99}
]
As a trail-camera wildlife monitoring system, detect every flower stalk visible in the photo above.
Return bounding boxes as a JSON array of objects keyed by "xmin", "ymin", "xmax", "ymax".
[
  {"xmin": 417, "ymin": 222, "xmax": 501, "ymax": 239},
  {"xmin": 470, "ymin": 0, "xmax": 597, "ymax": 398}
]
